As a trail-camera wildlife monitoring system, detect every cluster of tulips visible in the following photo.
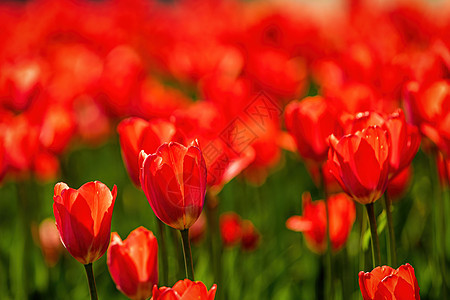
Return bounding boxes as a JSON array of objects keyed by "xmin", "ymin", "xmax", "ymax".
[{"xmin": 1, "ymin": 0, "xmax": 450, "ymax": 298}]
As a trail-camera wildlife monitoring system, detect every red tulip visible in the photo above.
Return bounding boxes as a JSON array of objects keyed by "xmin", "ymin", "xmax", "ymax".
[
  {"xmin": 286, "ymin": 192, "xmax": 355, "ymax": 253},
  {"xmin": 351, "ymin": 110, "xmax": 421, "ymax": 178},
  {"xmin": 359, "ymin": 264, "xmax": 420, "ymax": 300},
  {"xmin": 118, "ymin": 117, "xmax": 180, "ymax": 186},
  {"xmin": 240, "ymin": 220, "xmax": 260, "ymax": 251},
  {"xmin": 285, "ymin": 96, "xmax": 343, "ymax": 163},
  {"xmin": 53, "ymin": 181, "xmax": 117, "ymax": 264},
  {"xmin": 151, "ymin": 279, "xmax": 217, "ymax": 300},
  {"xmin": 404, "ymin": 80, "xmax": 450, "ymax": 156},
  {"xmin": 220, "ymin": 212, "xmax": 242, "ymax": 247},
  {"xmin": 108, "ymin": 227, "xmax": 158, "ymax": 300},
  {"xmin": 328, "ymin": 126, "xmax": 390, "ymax": 205},
  {"xmin": 38, "ymin": 103, "xmax": 76, "ymax": 155},
  {"xmin": 387, "ymin": 166, "xmax": 412, "ymax": 200},
  {"xmin": 140, "ymin": 140, "xmax": 207, "ymax": 230},
  {"xmin": 38, "ymin": 218, "xmax": 63, "ymax": 267},
  {"xmin": 384, "ymin": 110, "xmax": 421, "ymax": 178}
]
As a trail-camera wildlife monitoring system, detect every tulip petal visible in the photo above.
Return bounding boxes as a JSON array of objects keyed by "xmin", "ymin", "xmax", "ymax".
[{"xmin": 286, "ymin": 216, "xmax": 313, "ymax": 232}]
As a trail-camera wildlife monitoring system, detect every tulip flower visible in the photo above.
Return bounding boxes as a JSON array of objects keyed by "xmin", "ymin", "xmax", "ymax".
[
  {"xmin": 151, "ymin": 279, "xmax": 217, "ymax": 300},
  {"xmin": 404, "ymin": 80, "xmax": 450, "ymax": 156},
  {"xmin": 108, "ymin": 227, "xmax": 158, "ymax": 300},
  {"xmin": 37, "ymin": 218, "xmax": 63, "ymax": 267},
  {"xmin": 117, "ymin": 117, "xmax": 179, "ymax": 186},
  {"xmin": 286, "ymin": 192, "xmax": 355, "ymax": 253},
  {"xmin": 350, "ymin": 110, "xmax": 420, "ymax": 178},
  {"xmin": 285, "ymin": 96, "xmax": 343, "ymax": 164},
  {"xmin": 351, "ymin": 110, "xmax": 419, "ymax": 266},
  {"xmin": 140, "ymin": 140, "xmax": 207, "ymax": 231},
  {"xmin": 53, "ymin": 181, "xmax": 117, "ymax": 300},
  {"xmin": 387, "ymin": 166, "xmax": 412, "ymax": 200},
  {"xmin": 241, "ymin": 220, "xmax": 260, "ymax": 252},
  {"xmin": 140, "ymin": 140, "xmax": 207, "ymax": 280},
  {"xmin": 384, "ymin": 110, "xmax": 421, "ymax": 178},
  {"xmin": 359, "ymin": 264, "xmax": 420, "ymax": 300},
  {"xmin": 53, "ymin": 181, "xmax": 117, "ymax": 264},
  {"xmin": 220, "ymin": 212, "xmax": 243, "ymax": 248},
  {"xmin": 328, "ymin": 125, "xmax": 390, "ymax": 266},
  {"xmin": 328, "ymin": 126, "xmax": 391, "ymax": 205}
]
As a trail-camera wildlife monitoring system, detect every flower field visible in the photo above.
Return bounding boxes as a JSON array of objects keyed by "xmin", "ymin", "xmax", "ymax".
[{"xmin": 0, "ymin": 0, "xmax": 449, "ymax": 299}]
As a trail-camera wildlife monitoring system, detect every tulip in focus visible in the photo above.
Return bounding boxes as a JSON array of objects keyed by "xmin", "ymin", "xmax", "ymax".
[
  {"xmin": 140, "ymin": 140, "xmax": 207, "ymax": 230},
  {"xmin": 53, "ymin": 181, "xmax": 117, "ymax": 264},
  {"xmin": 359, "ymin": 263, "xmax": 420, "ymax": 299},
  {"xmin": 151, "ymin": 279, "xmax": 217, "ymax": 300},
  {"xmin": 328, "ymin": 126, "xmax": 391, "ymax": 205},
  {"xmin": 286, "ymin": 192, "xmax": 355, "ymax": 253},
  {"xmin": 108, "ymin": 227, "xmax": 158, "ymax": 300}
]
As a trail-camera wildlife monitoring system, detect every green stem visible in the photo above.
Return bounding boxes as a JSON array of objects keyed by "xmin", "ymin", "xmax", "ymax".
[
  {"xmin": 384, "ymin": 193, "xmax": 397, "ymax": 267},
  {"xmin": 84, "ymin": 263, "xmax": 98, "ymax": 300},
  {"xmin": 180, "ymin": 229, "xmax": 195, "ymax": 280},
  {"xmin": 359, "ymin": 205, "xmax": 367, "ymax": 271},
  {"xmin": 366, "ymin": 203, "xmax": 381, "ymax": 267},
  {"xmin": 156, "ymin": 219, "xmax": 169, "ymax": 285},
  {"xmin": 431, "ymin": 153, "xmax": 449, "ymax": 297},
  {"xmin": 206, "ymin": 192, "xmax": 222, "ymax": 299},
  {"xmin": 319, "ymin": 166, "xmax": 333, "ymax": 300}
]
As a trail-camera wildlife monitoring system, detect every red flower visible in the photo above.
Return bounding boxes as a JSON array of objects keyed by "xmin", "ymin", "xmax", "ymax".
[
  {"xmin": 151, "ymin": 279, "xmax": 217, "ymax": 300},
  {"xmin": 241, "ymin": 220, "xmax": 260, "ymax": 251},
  {"xmin": 220, "ymin": 212, "xmax": 243, "ymax": 247},
  {"xmin": 359, "ymin": 264, "xmax": 420, "ymax": 300},
  {"xmin": 404, "ymin": 80, "xmax": 450, "ymax": 156},
  {"xmin": 387, "ymin": 166, "xmax": 412, "ymax": 200},
  {"xmin": 108, "ymin": 227, "xmax": 158, "ymax": 300},
  {"xmin": 37, "ymin": 218, "xmax": 63, "ymax": 267},
  {"xmin": 53, "ymin": 181, "xmax": 117, "ymax": 264},
  {"xmin": 286, "ymin": 192, "xmax": 355, "ymax": 253},
  {"xmin": 285, "ymin": 96, "xmax": 343, "ymax": 163},
  {"xmin": 118, "ymin": 117, "xmax": 179, "ymax": 186},
  {"xmin": 328, "ymin": 126, "xmax": 390, "ymax": 205},
  {"xmin": 384, "ymin": 110, "xmax": 421, "ymax": 178},
  {"xmin": 140, "ymin": 140, "xmax": 207, "ymax": 230},
  {"xmin": 351, "ymin": 110, "xmax": 421, "ymax": 178}
]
